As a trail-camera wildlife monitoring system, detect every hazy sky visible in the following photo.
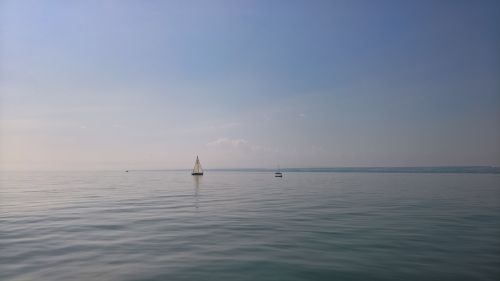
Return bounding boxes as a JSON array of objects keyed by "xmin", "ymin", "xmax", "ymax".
[{"xmin": 1, "ymin": 0, "xmax": 499, "ymax": 170}]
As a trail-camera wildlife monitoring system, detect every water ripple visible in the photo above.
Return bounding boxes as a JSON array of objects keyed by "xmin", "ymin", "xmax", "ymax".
[{"xmin": 1, "ymin": 171, "xmax": 499, "ymax": 280}]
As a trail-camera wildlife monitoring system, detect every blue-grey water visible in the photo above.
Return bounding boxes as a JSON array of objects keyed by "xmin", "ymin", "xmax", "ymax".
[{"xmin": 1, "ymin": 171, "xmax": 499, "ymax": 280}]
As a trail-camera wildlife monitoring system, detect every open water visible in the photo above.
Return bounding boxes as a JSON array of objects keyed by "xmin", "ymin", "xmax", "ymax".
[{"xmin": 1, "ymin": 171, "xmax": 499, "ymax": 280}]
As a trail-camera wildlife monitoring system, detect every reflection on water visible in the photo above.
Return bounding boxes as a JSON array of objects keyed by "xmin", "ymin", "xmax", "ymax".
[
  {"xmin": 193, "ymin": 174, "xmax": 201, "ymax": 209},
  {"xmin": 1, "ymin": 171, "xmax": 499, "ymax": 281}
]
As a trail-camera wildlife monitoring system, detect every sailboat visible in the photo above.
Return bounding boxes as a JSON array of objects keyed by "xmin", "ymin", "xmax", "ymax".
[
  {"xmin": 192, "ymin": 156, "xmax": 204, "ymax": 176},
  {"xmin": 275, "ymin": 165, "xmax": 283, "ymax": 177}
]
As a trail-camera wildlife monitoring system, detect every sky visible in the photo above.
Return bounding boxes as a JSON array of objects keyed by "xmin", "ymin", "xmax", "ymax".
[{"xmin": 1, "ymin": 0, "xmax": 499, "ymax": 170}]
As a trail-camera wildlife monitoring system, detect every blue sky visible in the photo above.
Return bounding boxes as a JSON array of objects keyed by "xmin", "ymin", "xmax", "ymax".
[{"xmin": 1, "ymin": 0, "xmax": 499, "ymax": 170}]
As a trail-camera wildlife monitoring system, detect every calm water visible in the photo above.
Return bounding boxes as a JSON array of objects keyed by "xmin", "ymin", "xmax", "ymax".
[{"xmin": 1, "ymin": 171, "xmax": 499, "ymax": 280}]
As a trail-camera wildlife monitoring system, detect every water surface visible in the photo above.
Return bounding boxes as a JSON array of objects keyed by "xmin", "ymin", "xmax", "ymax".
[{"xmin": 1, "ymin": 171, "xmax": 499, "ymax": 280}]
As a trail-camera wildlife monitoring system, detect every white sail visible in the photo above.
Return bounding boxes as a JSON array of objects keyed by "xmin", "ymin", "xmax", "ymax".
[{"xmin": 192, "ymin": 156, "xmax": 203, "ymax": 175}]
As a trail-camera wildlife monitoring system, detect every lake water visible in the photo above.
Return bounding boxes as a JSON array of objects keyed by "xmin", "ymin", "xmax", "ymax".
[{"xmin": 1, "ymin": 171, "xmax": 499, "ymax": 280}]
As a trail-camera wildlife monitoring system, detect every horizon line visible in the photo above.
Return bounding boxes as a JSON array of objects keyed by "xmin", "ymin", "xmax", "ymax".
[{"xmin": 2, "ymin": 165, "xmax": 499, "ymax": 173}]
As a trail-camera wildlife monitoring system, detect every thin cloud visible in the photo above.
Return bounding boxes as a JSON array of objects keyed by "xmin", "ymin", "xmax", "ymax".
[
  {"xmin": 181, "ymin": 122, "xmax": 241, "ymax": 134},
  {"xmin": 206, "ymin": 137, "xmax": 276, "ymax": 153},
  {"xmin": 206, "ymin": 137, "xmax": 248, "ymax": 148}
]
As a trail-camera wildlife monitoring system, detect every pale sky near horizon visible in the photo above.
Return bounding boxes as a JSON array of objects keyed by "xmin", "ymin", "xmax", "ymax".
[{"xmin": 1, "ymin": 0, "xmax": 499, "ymax": 170}]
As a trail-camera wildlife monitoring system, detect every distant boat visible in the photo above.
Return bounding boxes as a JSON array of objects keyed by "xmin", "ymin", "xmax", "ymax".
[
  {"xmin": 275, "ymin": 165, "xmax": 283, "ymax": 177},
  {"xmin": 192, "ymin": 156, "xmax": 204, "ymax": 176}
]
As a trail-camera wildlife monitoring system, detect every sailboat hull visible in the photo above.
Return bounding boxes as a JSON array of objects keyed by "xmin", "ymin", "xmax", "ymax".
[{"xmin": 192, "ymin": 172, "xmax": 203, "ymax": 176}]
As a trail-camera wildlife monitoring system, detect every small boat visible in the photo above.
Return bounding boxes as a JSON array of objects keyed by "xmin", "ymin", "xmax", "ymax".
[
  {"xmin": 192, "ymin": 156, "xmax": 204, "ymax": 176},
  {"xmin": 274, "ymin": 165, "xmax": 283, "ymax": 177},
  {"xmin": 125, "ymin": 170, "xmax": 129, "ymax": 172}
]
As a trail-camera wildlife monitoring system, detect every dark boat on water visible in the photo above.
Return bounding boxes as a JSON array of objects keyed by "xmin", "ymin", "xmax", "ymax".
[{"xmin": 275, "ymin": 165, "xmax": 283, "ymax": 177}]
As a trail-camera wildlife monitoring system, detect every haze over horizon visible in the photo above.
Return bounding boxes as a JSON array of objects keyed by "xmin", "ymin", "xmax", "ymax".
[{"xmin": 1, "ymin": 0, "xmax": 500, "ymax": 171}]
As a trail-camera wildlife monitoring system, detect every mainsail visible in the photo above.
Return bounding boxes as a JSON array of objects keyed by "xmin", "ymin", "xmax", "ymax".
[{"xmin": 192, "ymin": 156, "xmax": 203, "ymax": 175}]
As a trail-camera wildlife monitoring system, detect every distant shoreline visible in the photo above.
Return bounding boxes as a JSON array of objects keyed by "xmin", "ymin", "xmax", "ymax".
[
  {"xmin": 125, "ymin": 166, "xmax": 500, "ymax": 174},
  {"xmin": 4, "ymin": 166, "xmax": 499, "ymax": 174}
]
